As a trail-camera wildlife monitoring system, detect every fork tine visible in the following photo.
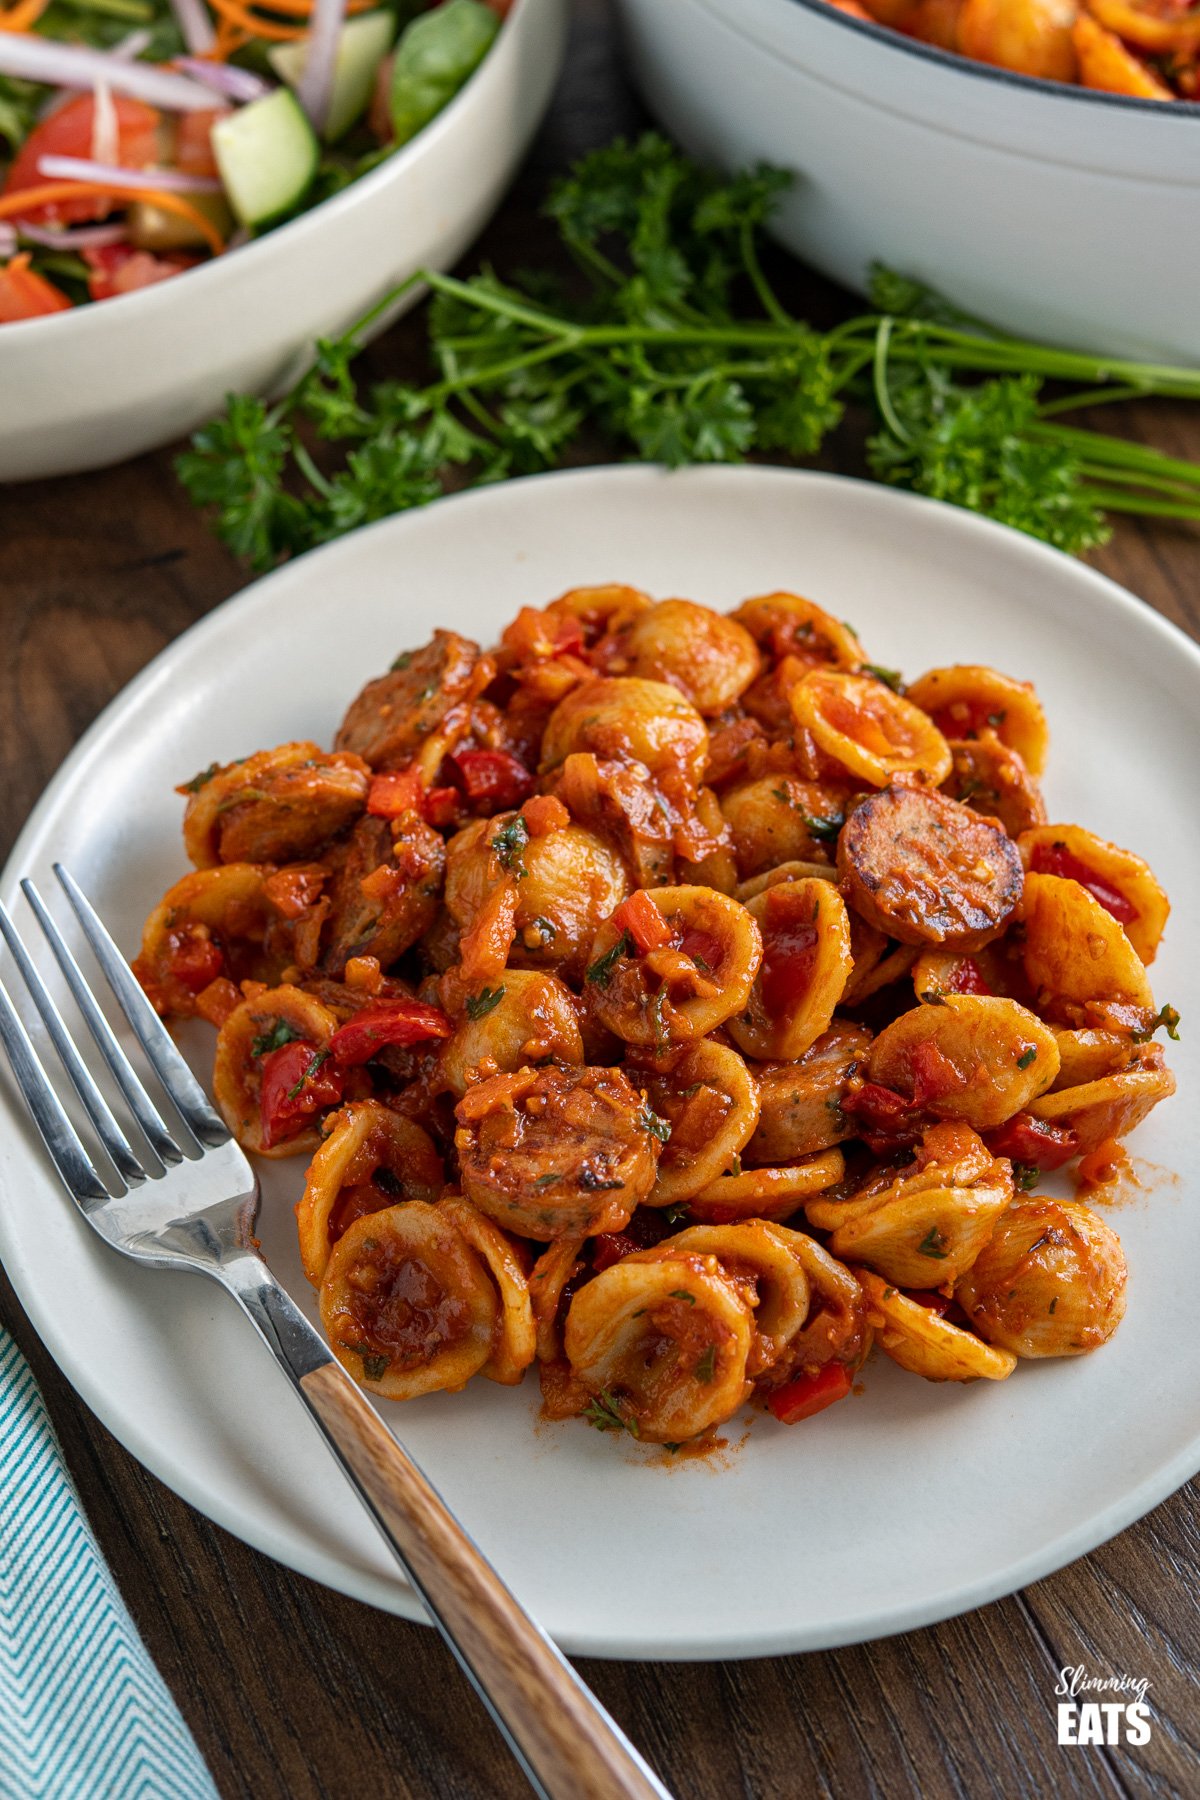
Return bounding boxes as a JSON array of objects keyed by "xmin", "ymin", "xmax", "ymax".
[
  {"xmin": 0, "ymin": 900, "xmax": 146, "ymax": 1191},
  {"xmin": 23, "ymin": 879, "xmax": 186, "ymax": 1170},
  {"xmin": 51, "ymin": 865, "xmax": 230, "ymax": 1149},
  {"xmin": 0, "ymin": 972, "xmax": 110, "ymax": 1211}
]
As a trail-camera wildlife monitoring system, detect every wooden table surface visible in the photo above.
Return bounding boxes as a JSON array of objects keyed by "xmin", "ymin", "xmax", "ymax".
[{"xmin": 2, "ymin": 5, "xmax": 1198, "ymax": 1796}]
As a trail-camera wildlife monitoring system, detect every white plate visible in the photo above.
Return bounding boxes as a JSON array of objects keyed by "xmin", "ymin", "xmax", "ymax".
[{"xmin": 2, "ymin": 466, "xmax": 1197, "ymax": 1661}]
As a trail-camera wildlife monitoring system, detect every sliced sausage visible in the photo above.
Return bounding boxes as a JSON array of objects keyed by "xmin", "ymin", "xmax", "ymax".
[
  {"xmin": 454, "ymin": 1065, "xmax": 662, "ymax": 1239},
  {"xmin": 837, "ymin": 783, "xmax": 1023, "ymax": 950},
  {"xmin": 334, "ymin": 630, "xmax": 483, "ymax": 769},
  {"xmin": 942, "ymin": 737, "xmax": 1046, "ymax": 840}
]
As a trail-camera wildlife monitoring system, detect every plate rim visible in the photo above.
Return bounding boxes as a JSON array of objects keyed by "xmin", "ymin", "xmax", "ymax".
[{"xmin": 3, "ymin": 461, "xmax": 1198, "ymax": 1660}]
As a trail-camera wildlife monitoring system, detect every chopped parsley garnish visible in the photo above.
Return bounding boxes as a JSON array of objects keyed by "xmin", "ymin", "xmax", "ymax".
[
  {"xmin": 1133, "ymin": 1002, "xmax": 1181, "ymax": 1043},
  {"xmin": 678, "ymin": 1082, "xmax": 704, "ymax": 1099},
  {"xmin": 917, "ymin": 1226, "xmax": 949, "ymax": 1260},
  {"xmin": 669, "ymin": 1289, "xmax": 696, "ymax": 1304},
  {"xmin": 180, "ymin": 762, "xmax": 220, "ymax": 794},
  {"xmin": 492, "ymin": 814, "xmax": 530, "ymax": 878},
  {"xmin": 465, "ymin": 985, "xmax": 505, "ymax": 1020},
  {"xmin": 390, "ymin": 651, "xmax": 414, "ymax": 671},
  {"xmin": 1048, "ymin": 1297, "xmax": 1058, "ymax": 1315},
  {"xmin": 919, "ymin": 989, "xmax": 948, "ymax": 1007},
  {"xmin": 533, "ymin": 1172, "xmax": 560, "ymax": 1189},
  {"xmin": 586, "ymin": 930, "xmax": 634, "ymax": 988},
  {"xmin": 694, "ymin": 1345, "xmax": 716, "ymax": 1384},
  {"xmin": 1016, "ymin": 1046, "xmax": 1037, "ymax": 1069},
  {"xmin": 583, "ymin": 1390, "xmax": 639, "ymax": 1436},
  {"xmin": 863, "ymin": 663, "xmax": 903, "ymax": 691},
  {"xmin": 662, "ymin": 1204, "xmax": 692, "ymax": 1228},
  {"xmin": 340, "ymin": 1341, "xmax": 388, "ymax": 1381},
  {"xmin": 1012, "ymin": 1162, "xmax": 1040, "ymax": 1191},
  {"xmin": 180, "ymin": 139, "xmax": 1200, "ymax": 580},
  {"xmin": 251, "ymin": 1019, "xmax": 302, "ymax": 1058},
  {"xmin": 636, "ymin": 1105, "xmax": 672, "ymax": 1143},
  {"xmin": 286, "ymin": 1048, "xmax": 329, "ymax": 1098}
]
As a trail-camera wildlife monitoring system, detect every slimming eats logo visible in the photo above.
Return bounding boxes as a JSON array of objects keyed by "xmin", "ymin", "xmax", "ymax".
[{"xmin": 1055, "ymin": 1666, "xmax": 1152, "ymax": 1746}]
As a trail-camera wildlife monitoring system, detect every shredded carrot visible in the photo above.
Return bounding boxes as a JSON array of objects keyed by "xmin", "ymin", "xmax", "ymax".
[
  {"xmin": 206, "ymin": 0, "xmax": 307, "ymax": 42},
  {"xmin": 0, "ymin": 0, "xmax": 51, "ymax": 30},
  {"xmin": 0, "ymin": 182, "xmax": 227, "ymax": 255},
  {"xmin": 208, "ymin": 0, "xmax": 373, "ymax": 36},
  {"xmin": 206, "ymin": 15, "xmax": 251, "ymax": 56}
]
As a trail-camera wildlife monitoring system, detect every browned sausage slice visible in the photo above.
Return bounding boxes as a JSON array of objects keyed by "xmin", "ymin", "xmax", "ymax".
[
  {"xmin": 454, "ymin": 1065, "xmax": 662, "ymax": 1239},
  {"xmin": 334, "ymin": 630, "xmax": 483, "ymax": 769},
  {"xmin": 837, "ymin": 784, "xmax": 1023, "ymax": 950}
]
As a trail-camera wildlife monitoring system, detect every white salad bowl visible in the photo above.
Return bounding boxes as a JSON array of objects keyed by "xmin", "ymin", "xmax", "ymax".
[
  {"xmin": 616, "ymin": 0, "xmax": 1200, "ymax": 365},
  {"xmin": 0, "ymin": 0, "xmax": 566, "ymax": 482}
]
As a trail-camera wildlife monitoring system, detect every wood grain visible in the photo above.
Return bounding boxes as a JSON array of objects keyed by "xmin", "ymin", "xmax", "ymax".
[
  {"xmin": 0, "ymin": 2, "xmax": 1197, "ymax": 1796},
  {"xmin": 297, "ymin": 1360, "xmax": 669, "ymax": 1800}
]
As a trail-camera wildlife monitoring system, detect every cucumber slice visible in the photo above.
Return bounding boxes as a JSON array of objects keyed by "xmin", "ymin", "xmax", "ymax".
[
  {"xmin": 270, "ymin": 10, "xmax": 395, "ymax": 145},
  {"xmin": 211, "ymin": 88, "xmax": 319, "ymax": 229}
]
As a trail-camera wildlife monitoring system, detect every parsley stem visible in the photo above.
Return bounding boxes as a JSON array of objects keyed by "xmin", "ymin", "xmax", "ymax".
[
  {"xmin": 739, "ymin": 218, "xmax": 793, "ymax": 327},
  {"xmin": 1030, "ymin": 423, "xmax": 1200, "ymax": 488},
  {"xmin": 1081, "ymin": 486, "xmax": 1200, "ymax": 520},
  {"xmin": 872, "ymin": 317, "xmax": 911, "ymax": 444}
]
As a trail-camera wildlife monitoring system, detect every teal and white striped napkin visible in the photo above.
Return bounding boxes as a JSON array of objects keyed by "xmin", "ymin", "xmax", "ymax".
[{"xmin": 0, "ymin": 1329, "xmax": 220, "ymax": 1800}]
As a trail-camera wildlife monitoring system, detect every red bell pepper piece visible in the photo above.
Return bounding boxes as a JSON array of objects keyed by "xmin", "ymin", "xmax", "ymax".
[
  {"xmin": 452, "ymin": 748, "xmax": 534, "ymax": 810},
  {"xmin": 1027, "ymin": 843, "xmax": 1137, "ymax": 925},
  {"xmin": 259, "ymin": 1040, "xmax": 345, "ymax": 1149},
  {"xmin": 165, "ymin": 926, "xmax": 225, "ymax": 994},
  {"xmin": 906, "ymin": 1039, "xmax": 968, "ymax": 1108},
  {"xmin": 678, "ymin": 926, "xmax": 723, "ymax": 973},
  {"xmin": 609, "ymin": 890, "xmax": 672, "ymax": 955},
  {"xmin": 367, "ymin": 768, "xmax": 425, "ymax": 818},
  {"xmin": 986, "ymin": 1111, "xmax": 1079, "ymax": 1169},
  {"xmin": 945, "ymin": 957, "xmax": 992, "ymax": 996},
  {"xmin": 328, "ymin": 998, "xmax": 453, "ymax": 1067},
  {"xmin": 768, "ymin": 1362, "xmax": 852, "ymax": 1425},
  {"xmin": 760, "ymin": 884, "xmax": 819, "ymax": 1019},
  {"xmin": 905, "ymin": 1289, "xmax": 952, "ymax": 1316}
]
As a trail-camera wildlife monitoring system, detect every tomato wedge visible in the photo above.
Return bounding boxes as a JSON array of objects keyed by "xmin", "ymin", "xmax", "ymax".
[
  {"xmin": 83, "ymin": 244, "xmax": 195, "ymax": 301},
  {"xmin": 259, "ymin": 1040, "xmax": 344, "ymax": 1148},
  {"xmin": 328, "ymin": 999, "xmax": 453, "ymax": 1067},
  {"xmin": 4, "ymin": 94, "xmax": 160, "ymax": 224},
  {"xmin": 0, "ymin": 254, "xmax": 70, "ymax": 322},
  {"xmin": 768, "ymin": 1362, "xmax": 852, "ymax": 1424}
]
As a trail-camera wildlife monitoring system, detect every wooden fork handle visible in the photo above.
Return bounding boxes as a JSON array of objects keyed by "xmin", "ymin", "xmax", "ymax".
[{"xmin": 295, "ymin": 1361, "xmax": 672, "ymax": 1800}]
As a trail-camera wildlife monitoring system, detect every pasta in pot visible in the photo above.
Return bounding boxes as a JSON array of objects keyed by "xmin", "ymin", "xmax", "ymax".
[{"xmin": 133, "ymin": 587, "xmax": 1177, "ymax": 1446}]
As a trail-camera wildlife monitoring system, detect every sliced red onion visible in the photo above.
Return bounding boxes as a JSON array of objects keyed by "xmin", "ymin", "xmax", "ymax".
[
  {"xmin": 0, "ymin": 224, "xmax": 17, "ymax": 260},
  {"xmin": 295, "ymin": 0, "xmax": 347, "ymax": 136},
  {"xmin": 168, "ymin": 0, "xmax": 215, "ymax": 56},
  {"xmin": 0, "ymin": 36, "xmax": 220, "ymax": 111},
  {"xmin": 92, "ymin": 79, "xmax": 118, "ymax": 164},
  {"xmin": 18, "ymin": 221, "xmax": 128, "ymax": 249},
  {"xmin": 176, "ymin": 56, "xmax": 270, "ymax": 103},
  {"xmin": 35, "ymin": 29, "xmax": 157, "ymax": 120},
  {"xmin": 39, "ymin": 153, "xmax": 223, "ymax": 193}
]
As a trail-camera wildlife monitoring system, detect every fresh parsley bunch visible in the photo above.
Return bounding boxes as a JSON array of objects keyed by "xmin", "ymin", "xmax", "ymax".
[{"xmin": 179, "ymin": 134, "xmax": 1200, "ymax": 571}]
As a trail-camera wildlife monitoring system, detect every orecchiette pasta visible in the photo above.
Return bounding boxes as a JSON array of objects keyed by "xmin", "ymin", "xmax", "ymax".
[
  {"xmin": 135, "ymin": 586, "xmax": 1177, "ymax": 1448},
  {"xmin": 727, "ymin": 878, "xmax": 854, "ymax": 1062}
]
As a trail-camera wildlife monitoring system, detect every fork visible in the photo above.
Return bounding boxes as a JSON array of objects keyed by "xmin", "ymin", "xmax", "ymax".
[{"xmin": 0, "ymin": 867, "xmax": 672, "ymax": 1800}]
